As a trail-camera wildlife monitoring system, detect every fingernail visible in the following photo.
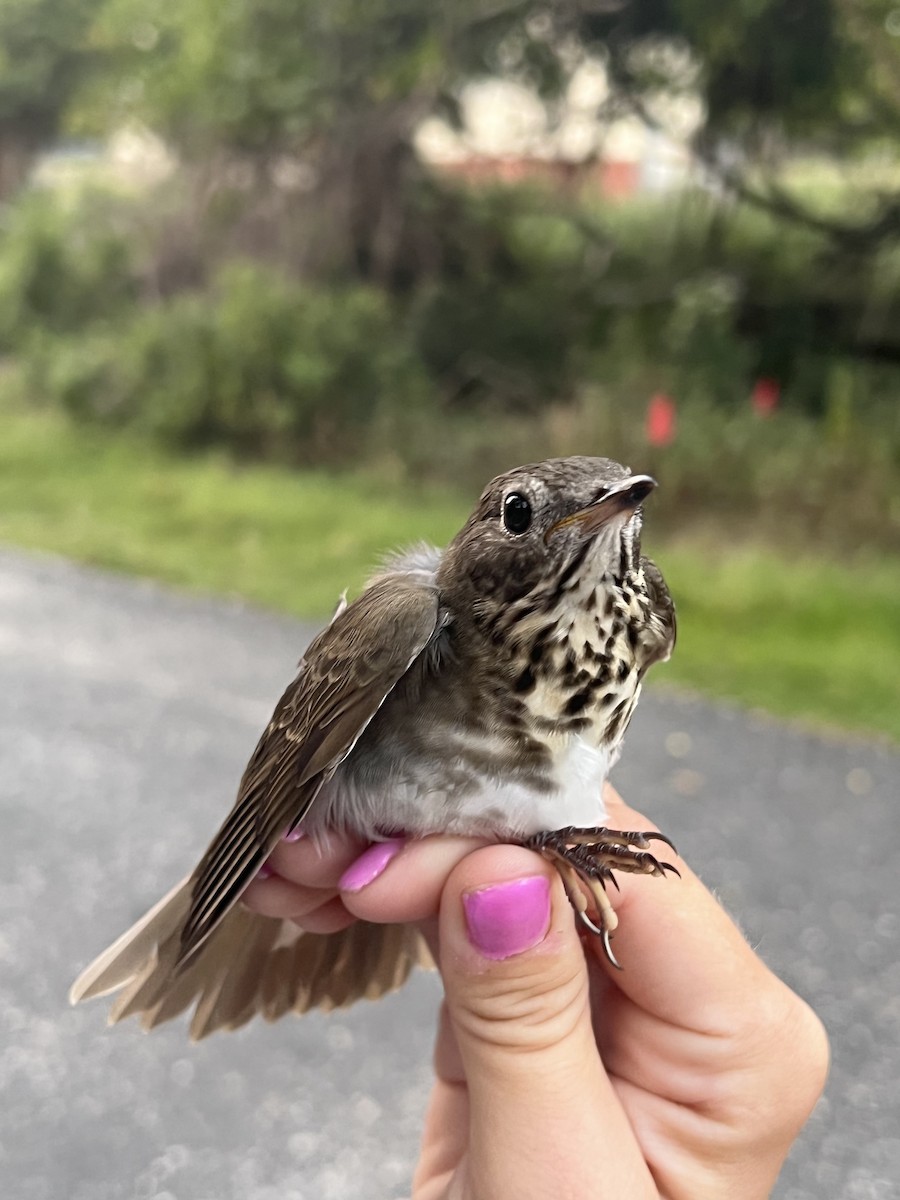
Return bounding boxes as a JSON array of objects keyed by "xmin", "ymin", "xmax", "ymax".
[
  {"xmin": 283, "ymin": 827, "xmax": 306, "ymax": 843},
  {"xmin": 339, "ymin": 839, "xmax": 404, "ymax": 893},
  {"xmin": 463, "ymin": 876, "xmax": 551, "ymax": 960},
  {"xmin": 256, "ymin": 863, "xmax": 274, "ymax": 881}
]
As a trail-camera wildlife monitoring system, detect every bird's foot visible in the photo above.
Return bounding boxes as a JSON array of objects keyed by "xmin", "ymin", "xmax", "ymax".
[{"xmin": 523, "ymin": 826, "xmax": 679, "ymax": 968}]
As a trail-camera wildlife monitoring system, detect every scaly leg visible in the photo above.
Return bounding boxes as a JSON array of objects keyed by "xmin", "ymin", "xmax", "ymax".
[{"xmin": 524, "ymin": 826, "xmax": 679, "ymax": 968}]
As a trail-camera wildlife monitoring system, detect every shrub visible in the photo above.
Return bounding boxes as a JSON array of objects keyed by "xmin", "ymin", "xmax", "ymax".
[
  {"xmin": 24, "ymin": 263, "xmax": 433, "ymax": 463},
  {"xmin": 0, "ymin": 189, "xmax": 140, "ymax": 347}
]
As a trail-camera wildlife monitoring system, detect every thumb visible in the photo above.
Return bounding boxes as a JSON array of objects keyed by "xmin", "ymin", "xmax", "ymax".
[{"xmin": 437, "ymin": 845, "xmax": 654, "ymax": 1199}]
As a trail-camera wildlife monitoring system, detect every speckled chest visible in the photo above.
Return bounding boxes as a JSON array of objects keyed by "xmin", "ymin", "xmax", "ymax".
[{"xmin": 509, "ymin": 569, "xmax": 652, "ymax": 756}]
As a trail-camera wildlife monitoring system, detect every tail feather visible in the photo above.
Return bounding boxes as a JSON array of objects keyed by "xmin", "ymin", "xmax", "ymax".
[
  {"xmin": 70, "ymin": 879, "xmax": 433, "ymax": 1040},
  {"xmin": 69, "ymin": 877, "xmax": 192, "ymax": 1004}
]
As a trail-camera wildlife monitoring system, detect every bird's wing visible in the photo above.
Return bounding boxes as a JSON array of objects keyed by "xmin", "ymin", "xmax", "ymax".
[
  {"xmin": 178, "ymin": 573, "xmax": 442, "ymax": 965},
  {"xmin": 640, "ymin": 554, "xmax": 677, "ymax": 668},
  {"xmin": 69, "ymin": 875, "xmax": 435, "ymax": 1037}
]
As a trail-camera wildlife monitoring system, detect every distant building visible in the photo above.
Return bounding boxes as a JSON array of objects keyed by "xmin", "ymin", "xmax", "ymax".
[{"xmin": 414, "ymin": 65, "xmax": 701, "ymax": 200}]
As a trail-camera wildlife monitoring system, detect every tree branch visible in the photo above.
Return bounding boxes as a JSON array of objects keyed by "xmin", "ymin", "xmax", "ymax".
[
  {"xmin": 696, "ymin": 145, "xmax": 900, "ymax": 253},
  {"xmin": 602, "ymin": 53, "xmax": 900, "ymax": 255}
]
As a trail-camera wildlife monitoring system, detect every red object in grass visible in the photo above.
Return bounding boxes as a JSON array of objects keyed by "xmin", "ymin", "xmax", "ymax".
[
  {"xmin": 646, "ymin": 393, "xmax": 677, "ymax": 446},
  {"xmin": 751, "ymin": 377, "xmax": 780, "ymax": 416}
]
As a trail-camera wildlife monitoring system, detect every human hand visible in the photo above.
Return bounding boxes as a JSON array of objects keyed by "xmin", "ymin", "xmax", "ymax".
[{"xmin": 243, "ymin": 787, "xmax": 829, "ymax": 1199}]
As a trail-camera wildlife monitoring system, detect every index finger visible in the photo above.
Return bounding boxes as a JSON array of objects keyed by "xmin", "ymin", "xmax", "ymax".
[{"xmin": 340, "ymin": 834, "xmax": 489, "ymax": 925}]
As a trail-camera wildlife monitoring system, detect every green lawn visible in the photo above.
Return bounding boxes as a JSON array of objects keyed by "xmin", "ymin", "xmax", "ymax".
[
  {"xmin": 657, "ymin": 543, "xmax": 899, "ymax": 743},
  {"xmin": 3, "ymin": 404, "xmax": 898, "ymax": 743}
]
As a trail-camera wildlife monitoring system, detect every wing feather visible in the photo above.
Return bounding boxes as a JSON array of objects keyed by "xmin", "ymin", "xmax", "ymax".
[{"xmin": 177, "ymin": 574, "xmax": 441, "ymax": 964}]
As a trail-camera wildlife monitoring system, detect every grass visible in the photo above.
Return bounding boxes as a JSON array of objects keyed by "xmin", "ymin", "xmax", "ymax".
[
  {"xmin": 0, "ymin": 403, "xmax": 463, "ymax": 614},
  {"xmin": 657, "ymin": 543, "xmax": 900, "ymax": 743},
  {"xmin": 3, "ymin": 403, "xmax": 899, "ymax": 744}
]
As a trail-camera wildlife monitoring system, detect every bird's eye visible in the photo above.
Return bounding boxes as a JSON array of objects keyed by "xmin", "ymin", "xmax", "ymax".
[{"xmin": 502, "ymin": 492, "xmax": 532, "ymax": 535}]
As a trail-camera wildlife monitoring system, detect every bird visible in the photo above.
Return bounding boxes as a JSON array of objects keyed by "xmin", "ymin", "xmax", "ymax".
[{"xmin": 70, "ymin": 455, "xmax": 677, "ymax": 1040}]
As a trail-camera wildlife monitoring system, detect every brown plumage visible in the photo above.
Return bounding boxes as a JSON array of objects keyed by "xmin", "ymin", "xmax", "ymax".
[{"xmin": 70, "ymin": 456, "xmax": 676, "ymax": 1038}]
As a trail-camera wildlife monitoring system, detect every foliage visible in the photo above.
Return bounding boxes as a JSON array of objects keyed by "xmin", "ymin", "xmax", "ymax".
[
  {"xmin": 0, "ymin": 0, "xmax": 105, "ymax": 195},
  {"xmin": 23, "ymin": 261, "xmax": 431, "ymax": 461},
  {"xmin": 0, "ymin": 0, "xmax": 897, "ymax": 388},
  {"xmin": 0, "ymin": 188, "xmax": 139, "ymax": 345},
  {"xmin": 0, "ymin": 0, "xmax": 896, "ymax": 271},
  {"xmin": 75, "ymin": 0, "xmax": 896, "ymax": 152},
  {"xmin": 7, "ymin": 180, "xmax": 900, "ymax": 479},
  {"xmin": 405, "ymin": 184, "xmax": 900, "ymax": 417},
  {"xmin": 61, "ymin": 0, "xmax": 900, "ymax": 283},
  {"xmin": 79, "ymin": 0, "xmax": 456, "ymax": 153},
  {"xmin": 589, "ymin": 0, "xmax": 843, "ymax": 136},
  {"xmin": 0, "ymin": 0, "xmax": 897, "ymax": 566}
]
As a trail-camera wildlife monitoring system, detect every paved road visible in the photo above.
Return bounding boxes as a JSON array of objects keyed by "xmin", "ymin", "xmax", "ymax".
[{"xmin": 1, "ymin": 547, "xmax": 898, "ymax": 1200}]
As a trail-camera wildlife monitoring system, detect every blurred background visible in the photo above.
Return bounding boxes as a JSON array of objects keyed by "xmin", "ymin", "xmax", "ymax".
[
  {"xmin": 1, "ymin": 2, "xmax": 900, "ymax": 1198},
  {"xmin": 0, "ymin": 0, "xmax": 899, "ymax": 738}
]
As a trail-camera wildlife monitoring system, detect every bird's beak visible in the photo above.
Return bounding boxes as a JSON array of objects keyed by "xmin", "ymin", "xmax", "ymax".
[{"xmin": 547, "ymin": 475, "xmax": 657, "ymax": 541}]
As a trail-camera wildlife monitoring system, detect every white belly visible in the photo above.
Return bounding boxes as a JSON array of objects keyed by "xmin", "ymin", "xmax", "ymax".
[
  {"xmin": 443, "ymin": 735, "xmax": 611, "ymax": 836},
  {"xmin": 326, "ymin": 733, "xmax": 611, "ymax": 840}
]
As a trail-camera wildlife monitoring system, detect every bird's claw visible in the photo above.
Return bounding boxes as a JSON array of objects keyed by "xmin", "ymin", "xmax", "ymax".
[
  {"xmin": 601, "ymin": 926, "xmax": 621, "ymax": 970},
  {"xmin": 523, "ymin": 824, "xmax": 679, "ymax": 968},
  {"xmin": 645, "ymin": 830, "xmax": 678, "ymax": 853}
]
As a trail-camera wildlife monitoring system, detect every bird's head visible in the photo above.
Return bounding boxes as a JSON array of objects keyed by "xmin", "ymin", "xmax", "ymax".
[{"xmin": 437, "ymin": 456, "xmax": 657, "ymax": 615}]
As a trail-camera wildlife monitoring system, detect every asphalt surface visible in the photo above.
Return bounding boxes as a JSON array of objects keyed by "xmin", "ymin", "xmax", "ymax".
[{"xmin": 1, "ymin": 546, "xmax": 898, "ymax": 1200}]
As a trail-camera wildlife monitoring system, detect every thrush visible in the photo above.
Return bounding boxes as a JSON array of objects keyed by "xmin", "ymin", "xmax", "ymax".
[{"xmin": 70, "ymin": 455, "xmax": 677, "ymax": 1039}]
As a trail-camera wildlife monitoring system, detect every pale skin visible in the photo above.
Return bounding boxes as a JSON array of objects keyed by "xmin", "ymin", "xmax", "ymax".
[{"xmin": 243, "ymin": 785, "xmax": 829, "ymax": 1199}]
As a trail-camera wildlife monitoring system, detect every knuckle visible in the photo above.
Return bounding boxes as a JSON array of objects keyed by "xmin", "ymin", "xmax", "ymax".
[
  {"xmin": 448, "ymin": 955, "xmax": 589, "ymax": 1054},
  {"xmin": 712, "ymin": 987, "xmax": 830, "ymax": 1144},
  {"xmin": 777, "ymin": 998, "xmax": 830, "ymax": 1120}
]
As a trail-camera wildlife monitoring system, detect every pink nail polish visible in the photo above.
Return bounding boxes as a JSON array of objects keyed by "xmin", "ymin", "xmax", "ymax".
[
  {"xmin": 256, "ymin": 863, "xmax": 274, "ymax": 881},
  {"xmin": 283, "ymin": 826, "xmax": 306, "ymax": 843},
  {"xmin": 339, "ymin": 839, "xmax": 404, "ymax": 893},
  {"xmin": 463, "ymin": 876, "xmax": 551, "ymax": 960}
]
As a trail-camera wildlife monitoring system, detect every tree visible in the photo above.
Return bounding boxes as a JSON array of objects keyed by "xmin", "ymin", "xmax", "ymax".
[
  {"xmin": 0, "ymin": 0, "xmax": 104, "ymax": 199},
  {"xmin": 74, "ymin": 0, "xmax": 900, "ymax": 272}
]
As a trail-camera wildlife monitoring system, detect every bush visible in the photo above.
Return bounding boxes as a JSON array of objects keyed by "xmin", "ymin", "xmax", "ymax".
[
  {"xmin": 24, "ymin": 263, "xmax": 433, "ymax": 463},
  {"xmin": 7, "ymin": 181, "xmax": 900, "ymax": 551},
  {"xmin": 0, "ymin": 189, "xmax": 140, "ymax": 347},
  {"xmin": 410, "ymin": 273, "xmax": 588, "ymax": 410}
]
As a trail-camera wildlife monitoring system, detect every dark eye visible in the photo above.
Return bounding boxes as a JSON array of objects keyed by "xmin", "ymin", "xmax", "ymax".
[{"xmin": 503, "ymin": 492, "xmax": 532, "ymax": 535}]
